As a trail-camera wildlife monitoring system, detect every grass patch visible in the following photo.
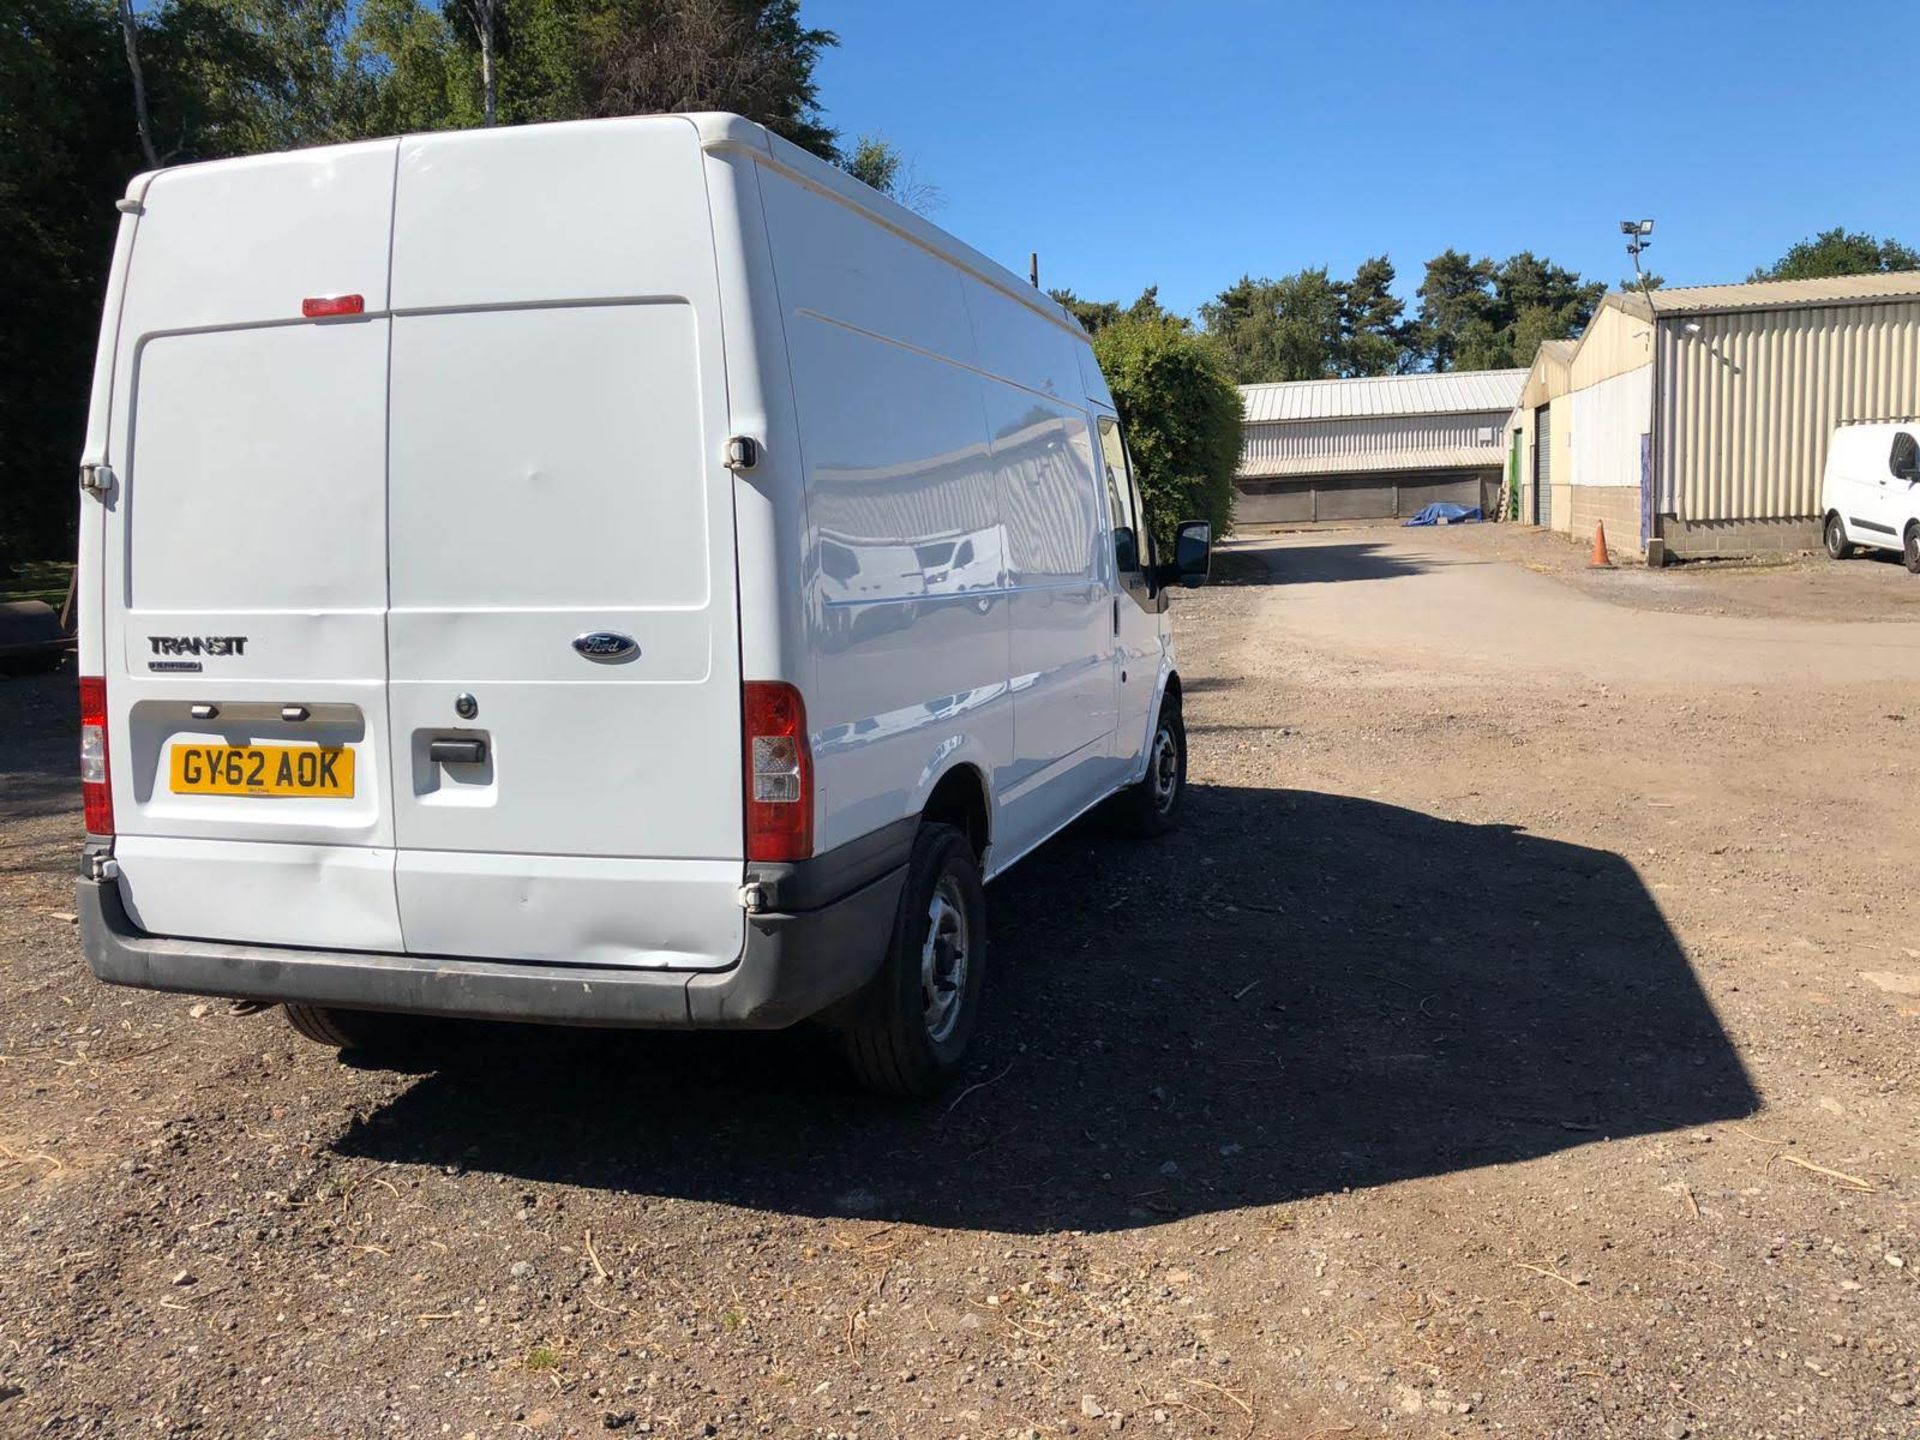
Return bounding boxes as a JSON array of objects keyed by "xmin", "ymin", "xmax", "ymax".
[{"xmin": 524, "ymin": 1345, "xmax": 560, "ymax": 1372}]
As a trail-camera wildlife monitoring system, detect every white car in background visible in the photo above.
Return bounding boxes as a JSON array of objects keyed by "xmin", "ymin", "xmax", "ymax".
[{"xmin": 1823, "ymin": 420, "xmax": 1920, "ymax": 572}]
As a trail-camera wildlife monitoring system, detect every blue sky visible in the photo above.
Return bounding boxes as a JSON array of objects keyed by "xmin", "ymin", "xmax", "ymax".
[{"xmin": 811, "ymin": 0, "xmax": 1919, "ymax": 320}]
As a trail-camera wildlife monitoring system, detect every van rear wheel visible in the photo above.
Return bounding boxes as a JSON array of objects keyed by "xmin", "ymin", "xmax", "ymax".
[
  {"xmin": 839, "ymin": 822, "xmax": 986, "ymax": 1097},
  {"xmin": 1826, "ymin": 514, "xmax": 1854, "ymax": 560},
  {"xmin": 283, "ymin": 1003, "xmax": 425, "ymax": 1055},
  {"xmin": 1905, "ymin": 524, "xmax": 1920, "ymax": 575}
]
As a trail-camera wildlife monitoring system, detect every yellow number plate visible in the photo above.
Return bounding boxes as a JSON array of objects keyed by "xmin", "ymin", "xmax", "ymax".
[{"xmin": 169, "ymin": 744, "xmax": 354, "ymax": 798}]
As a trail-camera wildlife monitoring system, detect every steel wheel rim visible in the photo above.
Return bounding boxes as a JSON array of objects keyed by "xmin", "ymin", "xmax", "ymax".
[
  {"xmin": 921, "ymin": 878, "xmax": 969, "ymax": 1044},
  {"xmin": 1150, "ymin": 723, "xmax": 1180, "ymax": 813}
]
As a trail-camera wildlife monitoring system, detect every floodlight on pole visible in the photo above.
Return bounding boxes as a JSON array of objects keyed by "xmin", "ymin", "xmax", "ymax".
[
  {"xmin": 1622, "ymin": 215, "xmax": 1658, "ymax": 315},
  {"xmin": 1622, "ymin": 217, "xmax": 1655, "ymax": 264}
]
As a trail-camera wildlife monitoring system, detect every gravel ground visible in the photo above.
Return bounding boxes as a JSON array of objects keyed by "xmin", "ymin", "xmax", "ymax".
[{"xmin": 2, "ymin": 530, "xmax": 1916, "ymax": 1439}]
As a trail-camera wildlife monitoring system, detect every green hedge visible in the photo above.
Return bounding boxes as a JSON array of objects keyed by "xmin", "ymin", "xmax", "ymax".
[{"xmin": 1092, "ymin": 316, "xmax": 1242, "ymax": 550}]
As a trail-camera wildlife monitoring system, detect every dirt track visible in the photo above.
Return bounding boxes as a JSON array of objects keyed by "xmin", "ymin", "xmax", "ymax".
[{"xmin": 2, "ymin": 527, "xmax": 1916, "ymax": 1438}]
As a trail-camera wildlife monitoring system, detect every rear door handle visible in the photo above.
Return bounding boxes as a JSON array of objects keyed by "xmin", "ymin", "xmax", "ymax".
[{"xmin": 429, "ymin": 738, "xmax": 487, "ymax": 765}]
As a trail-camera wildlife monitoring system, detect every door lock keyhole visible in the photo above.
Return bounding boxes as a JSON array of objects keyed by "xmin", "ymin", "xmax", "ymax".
[{"xmin": 454, "ymin": 692, "xmax": 478, "ymax": 720}]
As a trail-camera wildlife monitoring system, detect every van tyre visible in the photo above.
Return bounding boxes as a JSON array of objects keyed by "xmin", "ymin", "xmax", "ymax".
[
  {"xmin": 283, "ymin": 1003, "xmax": 423, "ymax": 1055},
  {"xmin": 839, "ymin": 822, "xmax": 986, "ymax": 1097},
  {"xmin": 1905, "ymin": 524, "xmax": 1920, "ymax": 575},
  {"xmin": 1114, "ymin": 693, "xmax": 1186, "ymax": 837},
  {"xmin": 1825, "ymin": 514, "xmax": 1854, "ymax": 560}
]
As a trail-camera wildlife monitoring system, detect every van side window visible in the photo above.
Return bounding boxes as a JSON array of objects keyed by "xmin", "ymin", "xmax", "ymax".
[
  {"xmin": 1099, "ymin": 417, "xmax": 1143, "ymax": 577},
  {"xmin": 1892, "ymin": 431, "xmax": 1919, "ymax": 479}
]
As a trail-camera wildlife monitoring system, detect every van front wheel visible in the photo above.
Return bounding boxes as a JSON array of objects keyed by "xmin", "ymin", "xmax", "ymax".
[
  {"xmin": 1113, "ymin": 694, "xmax": 1186, "ymax": 837},
  {"xmin": 1826, "ymin": 514, "xmax": 1854, "ymax": 560},
  {"xmin": 839, "ymin": 822, "xmax": 986, "ymax": 1097}
]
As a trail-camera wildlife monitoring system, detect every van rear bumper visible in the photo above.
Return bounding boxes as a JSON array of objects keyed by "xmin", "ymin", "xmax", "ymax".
[{"xmin": 76, "ymin": 858, "xmax": 906, "ymax": 1031}]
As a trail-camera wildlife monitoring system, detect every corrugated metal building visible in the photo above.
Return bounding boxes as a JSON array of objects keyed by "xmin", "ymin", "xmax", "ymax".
[
  {"xmin": 1508, "ymin": 272, "xmax": 1920, "ymax": 560},
  {"xmin": 1236, "ymin": 370, "xmax": 1526, "ymax": 524}
]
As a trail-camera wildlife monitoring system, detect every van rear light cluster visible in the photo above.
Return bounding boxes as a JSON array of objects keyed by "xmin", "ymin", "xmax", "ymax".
[
  {"xmin": 743, "ymin": 681, "xmax": 812, "ymax": 862},
  {"xmin": 79, "ymin": 675, "xmax": 114, "ymax": 836}
]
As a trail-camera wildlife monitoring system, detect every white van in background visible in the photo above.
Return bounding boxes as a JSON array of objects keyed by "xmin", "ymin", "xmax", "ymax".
[
  {"xmin": 1822, "ymin": 420, "xmax": 1920, "ymax": 572},
  {"xmin": 73, "ymin": 113, "xmax": 1212, "ymax": 1095}
]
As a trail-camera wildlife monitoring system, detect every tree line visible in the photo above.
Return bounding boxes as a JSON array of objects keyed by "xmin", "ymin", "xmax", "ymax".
[
  {"xmin": 1059, "ymin": 222, "xmax": 1920, "ymax": 392},
  {"xmin": 1057, "ymin": 249, "xmax": 1611, "ymax": 384}
]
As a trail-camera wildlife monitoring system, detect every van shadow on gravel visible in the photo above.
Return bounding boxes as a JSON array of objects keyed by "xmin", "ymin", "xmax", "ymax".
[
  {"xmin": 1217, "ymin": 540, "xmax": 1470, "ymax": 587},
  {"xmin": 334, "ymin": 784, "xmax": 1758, "ymax": 1233}
]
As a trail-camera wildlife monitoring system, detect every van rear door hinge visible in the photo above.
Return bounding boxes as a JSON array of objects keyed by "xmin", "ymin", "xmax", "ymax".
[{"xmin": 79, "ymin": 463, "xmax": 115, "ymax": 500}]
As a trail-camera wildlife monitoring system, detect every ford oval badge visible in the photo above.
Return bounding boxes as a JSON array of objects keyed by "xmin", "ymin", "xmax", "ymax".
[{"xmin": 572, "ymin": 631, "xmax": 639, "ymax": 663}]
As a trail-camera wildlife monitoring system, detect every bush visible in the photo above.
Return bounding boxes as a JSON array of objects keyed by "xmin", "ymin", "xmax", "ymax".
[{"xmin": 1091, "ymin": 315, "xmax": 1242, "ymax": 550}]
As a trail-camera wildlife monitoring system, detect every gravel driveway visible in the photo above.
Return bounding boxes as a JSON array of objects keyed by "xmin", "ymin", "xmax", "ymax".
[{"xmin": 2, "ymin": 528, "xmax": 1915, "ymax": 1437}]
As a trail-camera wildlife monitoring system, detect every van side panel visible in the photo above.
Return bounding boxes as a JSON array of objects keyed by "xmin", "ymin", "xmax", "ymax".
[
  {"xmin": 974, "ymin": 380, "xmax": 1115, "ymax": 848},
  {"xmin": 963, "ymin": 277, "xmax": 1118, "ymax": 845},
  {"xmin": 385, "ymin": 119, "xmax": 744, "ymax": 970},
  {"xmin": 755, "ymin": 159, "xmax": 1124, "ymax": 865},
  {"xmin": 100, "ymin": 141, "xmax": 404, "ymax": 951},
  {"xmin": 754, "ymin": 165, "xmax": 1015, "ymax": 856}
]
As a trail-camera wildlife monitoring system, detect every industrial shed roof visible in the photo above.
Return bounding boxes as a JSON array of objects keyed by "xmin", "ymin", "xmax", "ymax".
[
  {"xmin": 1609, "ymin": 270, "xmax": 1920, "ymax": 320},
  {"xmin": 1240, "ymin": 369, "xmax": 1526, "ymax": 424}
]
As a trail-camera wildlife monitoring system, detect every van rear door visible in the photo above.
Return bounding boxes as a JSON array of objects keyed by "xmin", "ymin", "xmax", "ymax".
[
  {"xmin": 102, "ymin": 142, "xmax": 405, "ymax": 951},
  {"xmin": 384, "ymin": 120, "xmax": 745, "ymax": 970}
]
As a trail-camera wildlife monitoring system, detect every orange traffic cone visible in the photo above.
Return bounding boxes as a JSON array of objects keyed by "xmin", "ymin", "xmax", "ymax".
[{"xmin": 1590, "ymin": 521, "xmax": 1612, "ymax": 568}]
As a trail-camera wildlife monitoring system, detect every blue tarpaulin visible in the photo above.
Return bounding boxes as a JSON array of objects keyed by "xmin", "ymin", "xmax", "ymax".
[{"xmin": 1403, "ymin": 503, "xmax": 1483, "ymax": 527}]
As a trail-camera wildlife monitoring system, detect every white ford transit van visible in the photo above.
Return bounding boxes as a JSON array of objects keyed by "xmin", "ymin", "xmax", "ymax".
[
  {"xmin": 73, "ymin": 113, "xmax": 1211, "ymax": 1094},
  {"xmin": 1822, "ymin": 420, "xmax": 1920, "ymax": 572}
]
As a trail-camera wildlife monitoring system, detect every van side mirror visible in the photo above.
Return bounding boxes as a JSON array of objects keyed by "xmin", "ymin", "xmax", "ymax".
[{"xmin": 1171, "ymin": 520, "xmax": 1212, "ymax": 588}]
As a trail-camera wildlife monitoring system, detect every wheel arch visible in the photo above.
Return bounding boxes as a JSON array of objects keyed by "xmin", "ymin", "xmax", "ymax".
[{"xmin": 921, "ymin": 761, "xmax": 991, "ymax": 864}]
